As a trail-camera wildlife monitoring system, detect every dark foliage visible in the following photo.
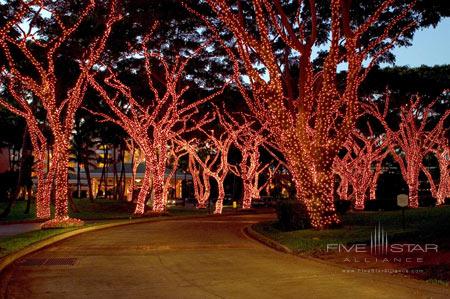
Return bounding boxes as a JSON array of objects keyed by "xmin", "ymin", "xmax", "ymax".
[{"xmin": 275, "ymin": 200, "xmax": 311, "ymax": 231}]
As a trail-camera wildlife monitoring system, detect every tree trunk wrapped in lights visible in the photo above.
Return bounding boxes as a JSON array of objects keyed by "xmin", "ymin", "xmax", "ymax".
[
  {"xmin": 364, "ymin": 94, "xmax": 450, "ymax": 208},
  {"xmin": 0, "ymin": 96, "xmax": 52, "ymax": 219},
  {"xmin": 0, "ymin": 0, "xmax": 120, "ymax": 223},
  {"xmin": 188, "ymin": 0, "xmax": 415, "ymax": 228},
  {"xmin": 432, "ymin": 149, "xmax": 450, "ymax": 205},
  {"xmin": 188, "ymin": 151, "xmax": 212, "ymax": 209},
  {"xmin": 423, "ymin": 122, "xmax": 450, "ymax": 205},
  {"xmin": 125, "ymin": 139, "xmax": 145, "ymax": 202},
  {"xmin": 184, "ymin": 114, "xmax": 241, "ymax": 214},
  {"xmin": 218, "ymin": 111, "xmax": 274, "ymax": 209},
  {"xmin": 87, "ymin": 31, "xmax": 223, "ymax": 214},
  {"xmin": 163, "ymin": 141, "xmax": 187, "ymax": 205},
  {"xmin": 333, "ymin": 126, "xmax": 388, "ymax": 210}
]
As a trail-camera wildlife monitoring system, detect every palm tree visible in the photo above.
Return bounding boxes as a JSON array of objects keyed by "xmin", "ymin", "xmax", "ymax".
[{"xmin": 70, "ymin": 118, "xmax": 99, "ymax": 202}]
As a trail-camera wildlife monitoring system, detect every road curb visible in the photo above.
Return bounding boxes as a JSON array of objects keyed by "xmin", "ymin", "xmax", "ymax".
[{"xmin": 243, "ymin": 224, "xmax": 293, "ymax": 254}]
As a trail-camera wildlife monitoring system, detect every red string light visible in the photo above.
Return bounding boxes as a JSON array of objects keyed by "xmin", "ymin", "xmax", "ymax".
[
  {"xmin": 333, "ymin": 127, "xmax": 388, "ymax": 210},
  {"xmin": 363, "ymin": 93, "xmax": 450, "ymax": 208},
  {"xmin": 87, "ymin": 31, "xmax": 224, "ymax": 214},
  {"xmin": 184, "ymin": 116, "xmax": 237, "ymax": 214},
  {"xmin": 0, "ymin": 0, "xmax": 120, "ymax": 223},
  {"xmin": 190, "ymin": 0, "xmax": 415, "ymax": 228}
]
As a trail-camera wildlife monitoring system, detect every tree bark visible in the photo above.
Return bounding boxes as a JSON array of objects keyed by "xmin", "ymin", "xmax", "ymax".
[
  {"xmin": 214, "ymin": 180, "xmax": 225, "ymax": 214},
  {"xmin": 294, "ymin": 169, "xmax": 340, "ymax": 229},
  {"xmin": 407, "ymin": 167, "xmax": 420, "ymax": 208},
  {"xmin": 242, "ymin": 179, "xmax": 252, "ymax": 209},
  {"xmin": 52, "ymin": 140, "xmax": 70, "ymax": 219},
  {"xmin": 134, "ymin": 161, "xmax": 152, "ymax": 215}
]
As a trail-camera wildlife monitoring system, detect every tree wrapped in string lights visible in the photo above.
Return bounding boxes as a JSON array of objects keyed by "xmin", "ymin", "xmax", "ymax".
[
  {"xmin": 185, "ymin": 111, "xmax": 242, "ymax": 214},
  {"xmin": 218, "ymin": 111, "xmax": 274, "ymax": 209},
  {"xmin": 422, "ymin": 111, "xmax": 450, "ymax": 205},
  {"xmin": 425, "ymin": 147, "xmax": 450, "ymax": 205},
  {"xmin": 188, "ymin": 0, "xmax": 416, "ymax": 228},
  {"xmin": 333, "ymin": 126, "xmax": 388, "ymax": 210},
  {"xmin": 125, "ymin": 138, "xmax": 145, "ymax": 201},
  {"xmin": 0, "ymin": 93, "xmax": 50, "ymax": 219},
  {"xmin": 364, "ymin": 94, "xmax": 450, "ymax": 208},
  {"xmin": 188, "ymin": 147, "xmax": 213, "ymax": 209},
  {"xmin": 163, "ymin": 141, "xmax": 187, "ymax": 205},
  {"xmin": 87, "ymin": 30, "xmax": 222, "ymax": 214},
  {"xmin": 0, "ymin": 0, "xmax": 120, "ymax": 223}
]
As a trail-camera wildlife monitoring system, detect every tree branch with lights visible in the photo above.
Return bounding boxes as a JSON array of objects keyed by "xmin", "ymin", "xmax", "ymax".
[
  {"xmin": 87, "ymin": 30, "xmax": 222, "ymax": 214},
  {"xmin": 184, "ymin": 109, "xmax": 243, "ymax": 214},
  {"xmin": 333, "ymin": 125, "xmax": 389, "ymax": 210},
  {"xmin": 186, "ymin": 0, "xmax": 416, "ymax": 228},
  {"xmin": 219, "ymin": 110, "xmax": 276, "ymax": 209},
  {"xmin": 0, "ymin": 0, "xmax": 120, "ymax": 224},
  {"xmin": 363, "ymin": 93, "xmax": 450, "ymax": 208}
]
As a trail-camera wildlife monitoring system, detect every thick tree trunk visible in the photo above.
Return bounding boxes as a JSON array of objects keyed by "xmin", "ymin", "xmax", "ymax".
[
  {"xmin": 241, "ymin": 180, "xmax": 252, "ymax": 209},
  {"xmin": 35, "ymin": 163, "xmax": 52, "ymax": 219},
  {"xmin": 152, "ymin": 174, "xmax": 165, "ymax": 212},
  {"xmin": 151, "ymin": 144, "xmax": 167, "ymax": 212},
  {"xmin": 199, "ymin": 172, "xmax": 211, "ymax": 209},
  {"xmin": 436, "ymin": 160, "xmax": 449, "ymax": 205},
  {"xmin": 338, "ymin": 177, "xmax": 349, "ymax": 201},
  {"xmin": 354, "ymin": 189, "xmax": 365, "ymax": 210},
  {"xmin": 294, "ymin": 170, "xmax": 340, "ymax": 229},
  {"xmin": 53, "ymin": 142, "xmax": 70, "ymax": 219},
  {"xmin": 407, "ymin": 168, "xmax": 420, "ymax": 208},
  {"xmin": 134, "ymin": 163, "xmax": 152, "ymax": 215},
  {"xmin": 214, "ymin": 180, "xmax": 225, "ymax": 214}
]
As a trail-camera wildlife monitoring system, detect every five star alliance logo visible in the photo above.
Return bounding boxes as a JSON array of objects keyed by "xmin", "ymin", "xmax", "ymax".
[
  {"xmin": 326, "ymin": 223, "xmax": 438, "ymax": 263},
  {"xmin": 370, "ymin": 222, "xmax": 388, "ymax": 255}
]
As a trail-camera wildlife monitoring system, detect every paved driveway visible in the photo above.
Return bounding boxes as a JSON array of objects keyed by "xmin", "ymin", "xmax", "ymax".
[{"xmin": 1, "ymin": 214, "xmax": 449, "ymax": 299}]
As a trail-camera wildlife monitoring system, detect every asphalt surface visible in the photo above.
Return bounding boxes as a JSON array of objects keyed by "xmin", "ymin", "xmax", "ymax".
[{"xmin": 1, "ymin": 214, "xmax": 449, "ymax": 299}]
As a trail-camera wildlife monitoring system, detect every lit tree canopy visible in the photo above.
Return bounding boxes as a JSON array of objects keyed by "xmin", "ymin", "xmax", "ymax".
[
  {"xmin": 188, "ymin": 0, "xmax": 424, "ymax": 228},
  {"xmin": 363, "ymin": 93, "xmax": 450, "ymax": 208},
  {"xmin": 0, "ymin": 0, "xmax": 120, "ymax": 223}
]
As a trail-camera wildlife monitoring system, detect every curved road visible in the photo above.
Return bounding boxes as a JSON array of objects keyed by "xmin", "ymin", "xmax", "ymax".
[{"xmin": 1, "ymin": 214, "xmax": 449, "ymax": 299}]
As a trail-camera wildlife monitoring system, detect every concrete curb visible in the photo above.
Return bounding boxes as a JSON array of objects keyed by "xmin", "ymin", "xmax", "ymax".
[{"xmin": 243, "ymin": 224, "xmax": 293, "ymax": 254}]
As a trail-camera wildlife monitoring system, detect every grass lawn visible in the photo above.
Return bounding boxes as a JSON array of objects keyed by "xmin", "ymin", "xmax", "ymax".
[
  {"xmin": 0, "ymin": 226, "xmax": 83, "ymax": 258},
  {"xmin": 254, "ymin": 206, "xmax": 450, "ymax": 254},
  {"xmin": 254, "ymin": 206, "xmax": 450, "ymax": 283}
]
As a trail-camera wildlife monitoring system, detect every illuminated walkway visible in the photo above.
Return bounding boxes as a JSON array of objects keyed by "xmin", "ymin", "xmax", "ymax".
[{"xmin": 1, "ymin": 214, "xmax": 449, "ymax": 298}]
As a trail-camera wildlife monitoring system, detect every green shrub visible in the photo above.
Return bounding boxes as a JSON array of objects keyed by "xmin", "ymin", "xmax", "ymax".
[
  {"xmin": 275, "ymin": 200, "xmax": 310, "ymax": 231},
  {"xmin": 334, "ymin": 200, "xmax": 352, "ymax": 215}
]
